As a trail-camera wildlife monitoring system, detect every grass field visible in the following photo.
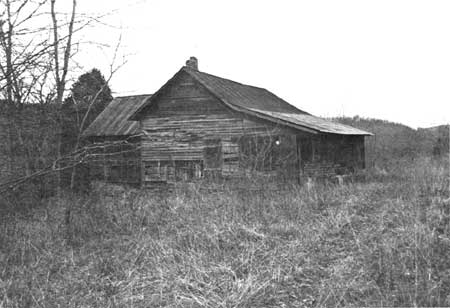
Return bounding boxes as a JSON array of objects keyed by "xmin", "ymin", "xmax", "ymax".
[{"xmin": 0, "ymin": 156, "xmax": 449, "ymax": 307}]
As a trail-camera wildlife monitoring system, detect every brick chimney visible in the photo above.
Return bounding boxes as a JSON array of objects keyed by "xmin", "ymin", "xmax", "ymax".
[{"xmin": 185, "ymin": 56, "xmax": 198, "ymax": 70}]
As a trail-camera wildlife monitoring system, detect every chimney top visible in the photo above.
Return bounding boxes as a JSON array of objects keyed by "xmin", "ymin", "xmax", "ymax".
[{"xmin": 185, "ymin": 57, "xmax": 198, "ymax": 70}]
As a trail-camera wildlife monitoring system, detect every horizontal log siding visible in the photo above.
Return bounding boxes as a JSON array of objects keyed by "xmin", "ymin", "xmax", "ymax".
[
  {"xmin": 87, "ymin": 137, "xmax": 141, "ymax": 185},
  {"xmin": 141, "ymin": 114, "xmax": 284, "ymax": 160},
  {"xmin": 140, "ymin": 71, "xmax": 364, "ymax": 184},
  {"xmin": 140, "ymin": 72, "xmax": 296, "ymax": 181}
]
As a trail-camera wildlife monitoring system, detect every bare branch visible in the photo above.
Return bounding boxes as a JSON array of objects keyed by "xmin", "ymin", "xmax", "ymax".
[{"xmin": 0, "ymin": 137, "xmax": 141, "ymax": 193}]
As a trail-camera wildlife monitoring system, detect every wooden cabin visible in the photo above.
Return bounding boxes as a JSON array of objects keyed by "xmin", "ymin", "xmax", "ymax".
[
  {"xmin": 83, "ymin": 57, "xmax": 372, "ymax": 186},
  {"xmin": 82, "ymin": 95, "xmax": 149, "ymax": 185}
]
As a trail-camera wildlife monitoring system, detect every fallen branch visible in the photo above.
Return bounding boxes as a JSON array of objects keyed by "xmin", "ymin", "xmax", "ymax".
[{"xmin": 0, "ymin": 136, "xmax": 141, "ymax": 193}]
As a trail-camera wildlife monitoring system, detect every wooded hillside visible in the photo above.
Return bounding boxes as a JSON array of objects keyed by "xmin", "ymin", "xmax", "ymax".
[{"xmin": 333, "ymin": 116, "xmax": 449, "ymax": 168}]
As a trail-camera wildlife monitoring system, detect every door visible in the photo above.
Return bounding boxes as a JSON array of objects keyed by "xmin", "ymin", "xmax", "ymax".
[{"xmin": 203, "ymin": 138, "xmax": 223, "ymax": 178}]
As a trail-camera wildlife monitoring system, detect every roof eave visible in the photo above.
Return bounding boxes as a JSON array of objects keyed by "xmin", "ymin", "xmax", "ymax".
[
  {"xmin": 240, "ymin": 108, "xmax": 373, "ymax": 136},
  {"xmin": 239, "ymin": 107, "xmax": 319, "ymax": 134},
  {"xmin": 324, "ymin": 131, "xmax": 374, "ymax": 136}
]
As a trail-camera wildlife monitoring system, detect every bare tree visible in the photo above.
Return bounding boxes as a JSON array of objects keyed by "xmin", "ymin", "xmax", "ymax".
[
  {"xmin": 0, "ymin": 0, "xmax": 123, "ymax": 193},
  {"xmin": 49, "ymin": 0, "xmax": 76, "ymax": 193},
  {"xmin": 67, "ymin": 36, "xmax": 126, "ymax": 189},
  {"xmin": 0, "ymin": 0, "xmax": 54, "ymax": 179}
]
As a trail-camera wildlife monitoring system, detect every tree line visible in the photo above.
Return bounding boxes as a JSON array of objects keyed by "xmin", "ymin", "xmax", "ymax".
[{"xmin": 0, "ymin": 0, "xmax": 124, "ymax": 200}]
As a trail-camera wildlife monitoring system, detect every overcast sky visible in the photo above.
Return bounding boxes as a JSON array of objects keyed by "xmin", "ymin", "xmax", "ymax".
[{"xmin": 77, "ymin": 0, "xmax": 450, "ymax": 128}]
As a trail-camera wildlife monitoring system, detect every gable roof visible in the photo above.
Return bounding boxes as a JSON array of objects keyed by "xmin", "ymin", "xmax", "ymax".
[
  {"xmin": 129, "ymin": 67, "xmax": 308, "ymax": 120},
  {"xmin": 186, "ymin": 68, "xmax": 308, "ymax": 114},
  {"xmin": 130, "ymin": 66, "xmax": 372, "ymax": 136},
  {"xmin": 83, "ymin": 94, "xmax": 151, "ymax": 137}
]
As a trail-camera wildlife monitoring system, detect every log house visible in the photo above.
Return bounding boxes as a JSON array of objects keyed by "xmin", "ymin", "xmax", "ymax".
[{"xmin": 83, "ymin": 57, "xmax": 372, "ymax": 186}]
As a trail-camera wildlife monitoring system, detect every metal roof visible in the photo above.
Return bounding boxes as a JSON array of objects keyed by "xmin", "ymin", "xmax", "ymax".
[
  {"xmin": 83, "ymin": 94, "xmax": 151, "ymax": 137},
  {"xmin": 185, "ymin": 68, "xmax": 371, "ymax": 136},
  {"xmin": 185, "ymin": 68, "xmax": 309, "ymax": 114},
  {"xmin": 128, "ymin": 64, "xmax": 373, "ymax": 136},
  {"xmin": 247, "ymin": 109, "xmax": 373, "ymax": 135}
]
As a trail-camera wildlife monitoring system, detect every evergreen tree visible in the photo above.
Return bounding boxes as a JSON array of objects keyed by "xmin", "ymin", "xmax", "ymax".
[
  {"xmin": 63, "ymin": 68, "xmax": 112, "ymax": 145},
  {"xmin": 61, "ymin": 68, "xmax": 113, "ymax": 189}
]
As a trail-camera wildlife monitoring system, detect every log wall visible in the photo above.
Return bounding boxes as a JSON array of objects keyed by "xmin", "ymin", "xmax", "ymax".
[
  {"xmin": 139, "ymin": 71, "xmax": 366, "ymax": 184},
  {"xmin": 87, "ymin": 136, "xmax": 141, "ymax": 186},
  {"xmin": 140, "ymin": 71, "xmax": 298, "ymax": 183}
]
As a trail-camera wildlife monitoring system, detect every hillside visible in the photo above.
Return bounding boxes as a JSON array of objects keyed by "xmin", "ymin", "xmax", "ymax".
[
  {"xmin": 332, "ymin": 116, "xmax": 447, "ymax": 168},
  {"xmin": 419, "ymin": 125, "xmax": 450, "ymax": 156}
]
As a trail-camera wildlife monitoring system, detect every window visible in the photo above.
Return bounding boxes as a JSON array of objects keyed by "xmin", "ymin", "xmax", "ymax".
[
  {"xmin": 144, "ymin": 160, "xmax": 203, "ymax": 182},
  {"xmin": 175, "ymin": 160, "xmax": 203, "ymax": 181},
  {"xmin": 144, "ymin": 161, "xmax": 173, "ymax": 182}
]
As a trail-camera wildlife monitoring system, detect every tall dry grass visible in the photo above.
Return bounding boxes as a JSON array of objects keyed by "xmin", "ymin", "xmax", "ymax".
[{"xmin": 0, "ymin": 156, "xmax": 449, "ymax": 307}]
